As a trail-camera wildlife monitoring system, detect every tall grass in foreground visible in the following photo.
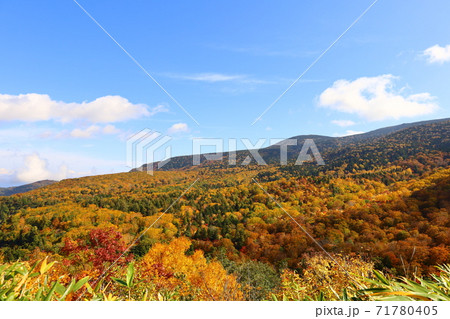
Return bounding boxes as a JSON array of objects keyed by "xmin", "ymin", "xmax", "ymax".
[
  {"xmin": 0, "ymin": 258, "xmax": 89, "ymax": 301},
  {"xmin": 273, "ymin": 265, "xmax": 450, "ymax": 301},
  {"xmin": 362, "ymin": 265, "xmax": 450, "ymax": 301},
  {"xmin": 1, "ymin": 259, "xmax": 449, "ymax": 301}
]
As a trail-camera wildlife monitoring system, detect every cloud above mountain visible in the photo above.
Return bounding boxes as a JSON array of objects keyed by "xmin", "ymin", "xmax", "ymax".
[
  {"xmin": 318, "ymin": 75, "xmax": 438, "ymax": 121},
  {"xmin": 0, "ymin": 93, "xmax": 166, "ymax": 123},
  {"xmin": 16, "ymin": 154, "xmax": 70, "ymax": 184}
]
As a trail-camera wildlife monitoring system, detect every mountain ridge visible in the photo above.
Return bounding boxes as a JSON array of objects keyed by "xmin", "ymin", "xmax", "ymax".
[
  {"xmin": 135, "ymin": 117, "xmax": 450, "ymax": 172},
  {"xmin": 0, "ymin": 180, "xmax": 57, "ymax": 196}
]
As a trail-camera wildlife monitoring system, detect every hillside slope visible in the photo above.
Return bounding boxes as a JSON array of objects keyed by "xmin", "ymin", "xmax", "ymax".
[
  {"xmin": 136, "ymin": 118, "xmax": 450, "ymax": 172},
  {"xmin": 0, "ymin": 118, "xmax": 448, "ymax": 296},
  {"xmin": 0, "ymin": 180, "xmax": 56, "ymax": 196}
]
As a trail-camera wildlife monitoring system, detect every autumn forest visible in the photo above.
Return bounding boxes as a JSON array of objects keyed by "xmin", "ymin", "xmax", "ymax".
[{"xmin": 0, "ymin": 119, "xmax": 449, "ymax": 301}]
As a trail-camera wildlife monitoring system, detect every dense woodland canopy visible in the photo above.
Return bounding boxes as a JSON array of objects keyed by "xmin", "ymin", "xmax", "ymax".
[{"xmin": 0, "ymin": 119, "xmax": 449, "ymax": 300}]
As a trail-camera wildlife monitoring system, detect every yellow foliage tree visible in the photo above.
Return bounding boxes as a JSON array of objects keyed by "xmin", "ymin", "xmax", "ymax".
[{"xmin": 138, "ymin": 237, "xmax": 243, "ymax": 300}]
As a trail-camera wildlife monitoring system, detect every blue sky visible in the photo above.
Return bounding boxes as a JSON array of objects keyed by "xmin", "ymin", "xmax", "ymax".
[{"xmin": 1, "ymin": 0, "xmax": 449, "ymax": 186}]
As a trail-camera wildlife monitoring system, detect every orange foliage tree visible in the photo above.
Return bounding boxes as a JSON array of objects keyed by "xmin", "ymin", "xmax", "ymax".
[{"xmin": 138, "ymin": 237, "xmax": 243, "ymax": 300}]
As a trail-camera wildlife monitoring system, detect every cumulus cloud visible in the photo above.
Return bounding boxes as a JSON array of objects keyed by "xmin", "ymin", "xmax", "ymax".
[
  {"xmin": 331, "ymin": 120, "xmax": 355, "ymax": 127},
  {"xmin": 318, "ymin": 75, "xmax": 438, "ymax": 121},
  {"xmin": 0, "ymin": 93, "xmax": 166, "ymax": 123},
  {"xmin": 168, "ymin": 123, "xmax": 189, "ymax": 134},
  {"xmin": 423, "ymin": 44, "xmax": 450, "ymax": 64},
  {"xmin": 0, "ymin": 151, "xmax": 123, "ymax": 186},
  {"xmin": 16, "ymin": 154, "xmax": 70, "ymax": 183}
]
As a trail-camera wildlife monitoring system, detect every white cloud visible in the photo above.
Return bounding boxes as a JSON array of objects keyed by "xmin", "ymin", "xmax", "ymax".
[
  {"xmin": 0, "ymin": 124, "xmax": 123, "ymax": 141},
  {"xmin": 148, "ymin": 104, "xmax": 169, "ymax": 116},
  {"xmin": 423, "ymin": 44, "xmax": 450, "ymax": 64},
  {"xmin": 102, "ymin": 124, "xmax": 121, "ymax": 135},
  {"xmin": 0, "ymin": 168, "xmax": 13, "ymax": 175},
  {"xmin": 167, "ymin": 122, "xmax": 189, "ymax": 134},
  {"xmin": 164, "ymin": 73, "xmax": 268, "ymax": 84},
  {"xmin": 343, "ymin": 130, "xmax": 365, "ymax": 136},
  {"xmin": 318, "ymin": 75, "xmax": 438, "ymax": 121},
  {"xmin": 333, "ymin": 130, "xmax": 365, "ymax": 137},
  {"xmin": 70, "ymin": 125, "xmax": 100, "ymax": 138},
  {"xmin": 178, "ymin": 73, "xmax": 244, "ymax": 82},
  {"xmin": 0, "ymin": 149, "xmax": 124, "ymax": 186},
  {"xmin": 16, "ymin": 154, "xmax": 70, "ymax": 183},
  {"xmin": 0, "ymin": 93, "xmax": 166, "ymax": 123},
  {"xmin": 70, "ymin": 124, "xmax": 122, "ymax": 138},
  {"xmin": 331, "ymin": 120, "xmax": 355, "ymax": 127}
]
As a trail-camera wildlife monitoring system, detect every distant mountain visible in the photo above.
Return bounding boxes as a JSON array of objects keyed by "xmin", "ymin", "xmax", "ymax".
[
  {"xmin": 135, "ymin": 117, "xmax": 450, "ymax": 172},
  {"xmin": 0, "ymin": 180, "xmax": 57, "ymax": 196}
]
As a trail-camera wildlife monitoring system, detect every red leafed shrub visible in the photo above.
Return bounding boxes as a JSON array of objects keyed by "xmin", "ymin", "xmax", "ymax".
[{"xmin": 61, "ymin": 228, "xmax": 132, "ymax": 277}]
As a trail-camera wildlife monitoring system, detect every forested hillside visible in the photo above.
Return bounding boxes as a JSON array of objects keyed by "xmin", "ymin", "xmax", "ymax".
[
  {"xmin": 0, "ymin": 119, "xmax": 449, "ymax": 300},
  {"xmin": 138, "ymin": 118, "xmax": 450, "ymax": 172},
  {"xmin": 0, "ymin": 180, "xmax": 56, "ymax": 196}
]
